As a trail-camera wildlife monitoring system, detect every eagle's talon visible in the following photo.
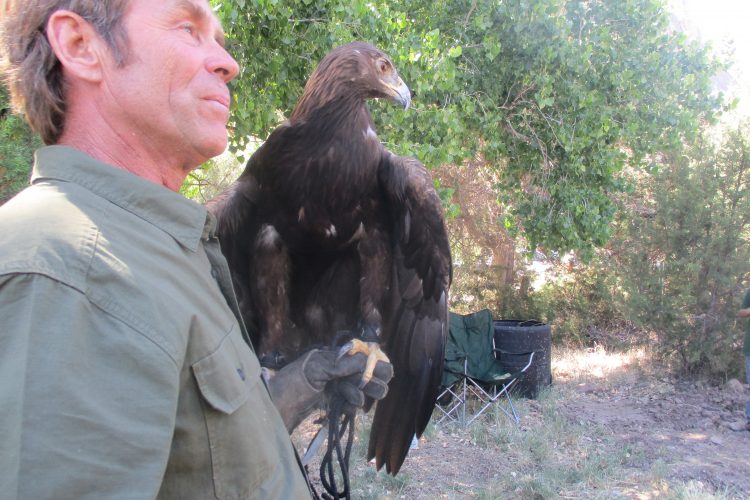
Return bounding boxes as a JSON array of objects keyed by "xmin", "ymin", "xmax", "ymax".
[
  {"xmin": 362, "ymin": 345, "xmax": 390, "ymax": 387},
  {"xmin": 359, "ymin": 323, "xmax": 381, "ymax": 343},
  {"xmin": 336, "ymin": 341, "xmax": 355, "ymax": 361},
  {"xmin": 336, "ymin": 338, "xmax": 390, "ymax": 388},
  {"xmin": 259, "ymin": 351, "xmax": 287, "ymax": 369}
]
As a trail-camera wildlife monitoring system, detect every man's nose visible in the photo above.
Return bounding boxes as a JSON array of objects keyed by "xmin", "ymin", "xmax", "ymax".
[{"xmin": 208, "ymin": 43, "xmax": 240, "ymax": 83}]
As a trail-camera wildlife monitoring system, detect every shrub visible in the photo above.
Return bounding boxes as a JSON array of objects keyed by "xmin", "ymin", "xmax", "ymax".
[
  {"xmin": 0, "ymin": 88, "xmax": 40, "ymax": 204},
  {"xmin": 614, "ymin": 124, "xmax": 750, "ymax": 378}
]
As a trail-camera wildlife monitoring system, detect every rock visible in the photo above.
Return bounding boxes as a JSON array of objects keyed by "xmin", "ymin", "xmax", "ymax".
[
  {"xmin": 727, "ymin": 420, "xmax": 748, "ymax": 432},
  {"xmin": 710, "ymin": 435, "xmax": 724, "ymax": 445},
  {"xmin": 699, "ymin": 418, "xmax": 715, "ymax": 430},
  {"xmin": 576, "ymin": 383, "xmax": 600, "ymax": 394},
  {"xmin": 725, "ymin": 378, "xmax": 745, "ymax": 395}
]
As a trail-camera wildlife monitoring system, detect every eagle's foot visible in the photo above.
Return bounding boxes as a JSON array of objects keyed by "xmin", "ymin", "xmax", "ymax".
[{"xmin": 337, "ymin": 339, "xmax": 390, "ymax": 388}]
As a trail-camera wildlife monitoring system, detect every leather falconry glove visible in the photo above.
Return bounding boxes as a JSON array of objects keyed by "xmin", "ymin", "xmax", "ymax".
[{"xmin": 267, "ymin": 349, "xmax": 394, "ymax": 432}]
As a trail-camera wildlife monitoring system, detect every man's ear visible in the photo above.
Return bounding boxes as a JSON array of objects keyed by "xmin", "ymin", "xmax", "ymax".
[{"xmin": 45, "ymin": 10, "xmax": 107, "ymax": 83}]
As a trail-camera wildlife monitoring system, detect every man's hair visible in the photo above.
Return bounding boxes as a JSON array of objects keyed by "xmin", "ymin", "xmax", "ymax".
[{"xmin": 0, "ymin": 0, "xmax": 130, "ymax": 144}]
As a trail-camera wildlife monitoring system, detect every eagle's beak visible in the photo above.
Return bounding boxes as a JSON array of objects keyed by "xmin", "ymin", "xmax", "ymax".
[{"xmin": 387, "ymin": 77, "xmax": 412, "ymax": 110}]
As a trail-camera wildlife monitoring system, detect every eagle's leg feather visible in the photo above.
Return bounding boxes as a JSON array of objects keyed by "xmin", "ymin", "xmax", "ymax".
[
  {"xmin": 342, "ymin": 228, "xmax": 391, "ymax": 385},
  {"xmin": 252, "ymin": 224, "xmax": 291, "ymax": 366}
]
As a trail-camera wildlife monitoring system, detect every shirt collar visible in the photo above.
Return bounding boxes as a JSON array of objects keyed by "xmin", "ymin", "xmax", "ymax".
[{"xmin": 31, "ymin": 145, "xmax": 211, "ymax": 252}]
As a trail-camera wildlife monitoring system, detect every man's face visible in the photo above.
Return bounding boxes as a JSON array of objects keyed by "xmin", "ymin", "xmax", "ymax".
[{"xmin": 101, "ymin": 0, "xmax": 239, "ymax": 170}]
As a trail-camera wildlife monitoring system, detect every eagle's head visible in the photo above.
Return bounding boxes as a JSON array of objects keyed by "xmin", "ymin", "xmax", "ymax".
[
  {"xmin": 293, "ymin": 42, "xmax": 412, "ymax": 120},
  {"xmin": 329, "ymin": 42, "xmax": 411, "ymax": 109}
]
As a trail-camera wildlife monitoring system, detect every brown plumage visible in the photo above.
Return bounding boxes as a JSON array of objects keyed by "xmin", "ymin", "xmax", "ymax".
[{"xmin": 208, "ymin": 42, "xmax": 452, "ymax": 475}]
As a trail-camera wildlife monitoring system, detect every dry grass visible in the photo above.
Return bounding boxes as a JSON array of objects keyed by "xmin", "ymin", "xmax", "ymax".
[{"xmin": 553, "ymin": 345, "xmax": 653, "ymax": 386}]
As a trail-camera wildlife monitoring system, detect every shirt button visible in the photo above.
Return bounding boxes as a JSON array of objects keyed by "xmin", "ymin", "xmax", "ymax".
[
  {"xmin": 211, "ymin": 268, "xmax": 219, "ymax": 279},
  {"xmin": 236, "ymin": 368, "xmax": 246, "ymax": 381}
]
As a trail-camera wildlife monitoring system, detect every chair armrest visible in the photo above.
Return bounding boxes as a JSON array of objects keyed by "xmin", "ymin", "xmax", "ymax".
[
  {"xmin": 493, "ymin": 349, "xmax": 535, "ymax": 373},
  {"xmin": 444, "ymin": 350, "xmax": 469, "ymax": 362},
  {"xmin": 493, "ymin": 348, "xmax": 534, "ymax": 356}
]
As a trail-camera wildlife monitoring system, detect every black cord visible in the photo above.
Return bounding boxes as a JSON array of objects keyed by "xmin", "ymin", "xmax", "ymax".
[
  {"xmin": 301, "ymin": 332, "xmax": 358, "ymax": 500},
  {"xmin": 319, "ymin": 379, "xmax": 356, "ymax": 500}
]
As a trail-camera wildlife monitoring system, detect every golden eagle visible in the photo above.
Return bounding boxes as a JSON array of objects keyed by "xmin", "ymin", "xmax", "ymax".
[{"xmin": 208, "ymin": 42, "xmax": 452, "ymax": 475}]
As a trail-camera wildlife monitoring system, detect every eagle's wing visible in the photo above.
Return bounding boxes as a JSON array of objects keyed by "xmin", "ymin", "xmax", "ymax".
[
  {"xmin": 206, "ymin": 166, "xmax": 264, "ymax": 345},
  {"xmin": 368, "ymin": 152, "xmax": 452, "ymax": 474}
]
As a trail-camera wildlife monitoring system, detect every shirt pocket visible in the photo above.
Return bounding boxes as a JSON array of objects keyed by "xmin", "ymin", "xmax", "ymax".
[
  {"xmin": 192, "ymin": 331, "xmax": 256, "ymax": 414},
  {"xmin": 192, "ymin": 330, "xmax": 269, "ymax": 499}
]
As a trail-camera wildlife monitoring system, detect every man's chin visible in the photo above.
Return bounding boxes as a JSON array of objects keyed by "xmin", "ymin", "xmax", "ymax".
[
  {"xmin": 190, "ymin": 138, "xmax": 228, "ymax": 167},
  {"xmin": 183, "ymin": 144, "xmax": 226, "ymax": 175}
]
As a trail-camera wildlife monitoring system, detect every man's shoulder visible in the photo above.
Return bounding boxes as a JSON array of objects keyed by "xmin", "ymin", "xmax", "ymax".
[
  {"xmin": 0, "ymin": 181, "xmax": 191, "ymax": 361},
  {"xmin": 0, "ymin": 181, "xmax": 102, "ymax": 288}
]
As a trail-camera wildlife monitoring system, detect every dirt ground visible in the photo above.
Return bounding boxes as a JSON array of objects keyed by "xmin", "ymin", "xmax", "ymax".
[
  {"xmin": 294, "ymin": 349, "xmax": 750, "ymax": 499},
  {"xmin": 559, "ymin": 375, "xmax": 750, "ymax": 495}
]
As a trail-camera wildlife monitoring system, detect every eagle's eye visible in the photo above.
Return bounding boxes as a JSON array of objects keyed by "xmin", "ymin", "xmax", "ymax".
[{"xmin": 377, "ymin": 59, "xmax": 391, "ymax": 74}]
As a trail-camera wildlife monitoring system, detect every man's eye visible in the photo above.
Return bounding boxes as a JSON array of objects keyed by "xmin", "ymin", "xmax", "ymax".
[{"xmin": 180, "ymin": 24, "xmax": 195, "ymax": 35}]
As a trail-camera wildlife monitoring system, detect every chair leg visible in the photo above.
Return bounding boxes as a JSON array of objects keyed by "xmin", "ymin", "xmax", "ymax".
[
  {"xmin": 461, "ymin": 375, "xmax": 467, "ymax": 426},
  {"xmin": 499, "ymin": 380, "xmax": 520, "ymax": 424},
  {"xmin": 464, "ymin": 377, "xmax": 499, "ymax": 426},
  {"xmin": 435, "ymin": 382, "xmax": 466, "ymax": 425},
  {"xmin": 459, "ymin": 376, "xmax": 523, "ymax": 427},
  {"xmin": 436, "ymin": 356, "xmax": 532, "ymax": 428}
]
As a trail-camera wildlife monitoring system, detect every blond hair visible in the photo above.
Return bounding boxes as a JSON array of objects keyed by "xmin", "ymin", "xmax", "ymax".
[{"xmin": 0, "ymin": 0, "xmax": 130, "ymax": 144}]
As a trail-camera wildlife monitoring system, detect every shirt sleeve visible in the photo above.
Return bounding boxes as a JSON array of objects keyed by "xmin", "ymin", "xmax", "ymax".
[{"xmin": 0, "ymin": 273, "xmax": 181, "ymax": 499}]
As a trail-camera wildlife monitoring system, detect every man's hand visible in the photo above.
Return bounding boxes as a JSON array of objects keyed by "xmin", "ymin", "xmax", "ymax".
[{"xmin": 266, "ymin": 348, "xmax": 394, "ymax": 432}]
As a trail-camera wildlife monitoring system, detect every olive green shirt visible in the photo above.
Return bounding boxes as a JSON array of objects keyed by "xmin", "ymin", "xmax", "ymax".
[
  {"xmin": 0, "ymin": 146, "xmax": 311, "ymax": 499},
  {"xmin": 742, "ymin": 287, "xmax": 750, "ymax": 356}
]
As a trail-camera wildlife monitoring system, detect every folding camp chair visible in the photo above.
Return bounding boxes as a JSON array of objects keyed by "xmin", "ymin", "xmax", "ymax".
[{"xmin": 435, "ymin": 309, "xmax": 535, "ymax": 427}]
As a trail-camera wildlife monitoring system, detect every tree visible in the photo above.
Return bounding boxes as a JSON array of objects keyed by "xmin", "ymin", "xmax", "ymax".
[
  {"xmin": 0, "ymin": 0, "xmax": 726, "ymax": 254},
  {"xmin": 215, "ymin": 0, "xmax": 724, "ymax": 255},
  {"xmin": 614, "ymin": 122, "xmax": 750, "ymax": 376}
]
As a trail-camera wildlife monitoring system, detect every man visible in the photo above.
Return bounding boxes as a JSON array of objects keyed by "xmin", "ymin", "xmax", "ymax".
[
  {"xmin": 737, "ymin": 287, "xmax": 750, "ymax": 432},
  {"xmin": 0, "ymin": 1, "xmax": 392, "ymax": 498}
]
